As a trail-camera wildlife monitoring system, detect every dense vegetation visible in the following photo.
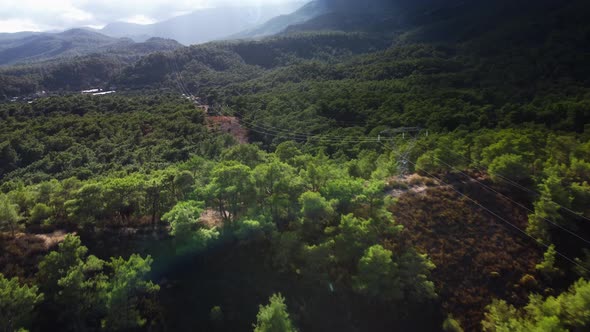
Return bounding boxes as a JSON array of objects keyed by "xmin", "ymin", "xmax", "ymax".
[
  {"xmin": 0, "ymin": 35, "xmax": 181, "ymax": 99},
  {"xmin": 1, "ymin": 0, "xmax": 590, "ymax": 331}
]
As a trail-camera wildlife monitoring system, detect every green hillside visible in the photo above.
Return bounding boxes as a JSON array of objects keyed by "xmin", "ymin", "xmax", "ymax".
[{"xmin": 1, "ymin": 1, "xmax": 590, "ymax": 331}]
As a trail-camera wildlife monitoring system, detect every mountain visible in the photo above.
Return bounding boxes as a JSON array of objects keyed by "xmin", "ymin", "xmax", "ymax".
[
  {"xmin": 0, "ymin": 29, "xmax": 117, "ymax": 66},
  {"xmin": 280, "ymin": 0, "xmax": 454, "ymax": 34},
  {"xmin": 99, "ymin": 22, "xmax": 152, "ymax": 42},
  {"xmin": 0, "ymin": 31, "xmax": 41, "ymax": 42},
  {"xmin": 232, "ymin": 1, "xmax": 329, "ymax": 39},
  {"xmin": 1, "ymin": 0, "xmax": 587, "ymax": 98},
  {"xmin": 0, "ymin": 29, "xmax": 182, "ymax": 66},
  {"xmin": 233, "ymin": 0, "xmax": 461, "ymax": 40},
  {"xmin": 2, "ymin": 1, "xmax": 590, "ymax": 332},
  {"xmin": 98, "ymin": 2, "xmax": 305, "ymax": 45},
  {"xmin": 275, "ymin": 0, "xmax": 585, "ymax": 47}
]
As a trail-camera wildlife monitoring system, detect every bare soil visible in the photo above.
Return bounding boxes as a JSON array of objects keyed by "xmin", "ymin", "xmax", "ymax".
[{"xmin": 206, "ymin": 116, "xmax": 249, "ymax": 144}]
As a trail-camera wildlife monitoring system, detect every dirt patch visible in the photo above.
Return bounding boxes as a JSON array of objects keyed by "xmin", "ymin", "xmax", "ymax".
[
  {"xmin": 1, "ymin": 230, "xmax": 71, "ymax": 279},
  {"xmin": 389, "ymin": 184, "xmax": 432, "ymax": 198},
  {"xmin": 200, "ymin": 209, "xmax": 224, "ymax": 229},
  {"xmin": 207, "ymin": 116, "xmax": 249, "ymax": 144},
  {"xmin": 387, "ymin": 174, "xmax": 442, "ymax": 198},
  {"xmin": 34, "ymin": 230, "xmax": 70, "ymax": 250}
]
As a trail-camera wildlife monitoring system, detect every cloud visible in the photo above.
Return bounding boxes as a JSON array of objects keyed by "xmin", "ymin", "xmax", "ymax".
[
  {"xmin": 0, "ymin": 18, "xmax": 44, "ymax": 33},
  {"xmin": 124, "ymin": 15, "xmax": 158, "ymax": 25},
  {"xmin": 0, "ymin": 0, "xmax": 297, "ymax": 32},
  {"xmin": 0, "ymin": 0, "xmax": 95, "ymax": 31}
]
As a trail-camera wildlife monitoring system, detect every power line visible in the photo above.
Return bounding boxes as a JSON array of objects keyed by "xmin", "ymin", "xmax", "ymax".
[
  {"xmin": 380, "ymin": 142, "xmax": 590, "ymax": 274},
  {"xmin": 206, "ymin": 97, "xmax": 590, "ymax": 273},
  {"xmin": 230, "ymin": 109, "xmax": 409, "ymax": 143},
  {"xmin": 442, "ymin": 148, "xmax": 590, "ymax": 223},
  {"xmin": 244, "ymin": 121, "xmax": 387, "ymax": 144},
  {"xmin": 430, "ymin": 155, "xmax": 590, "ymax": 246},
  {"xmin": 231, "ymin": 111, "xmax": 386, "ymax": 142},
  {"xmin": 164, "ymin": 54, "xmax": 590, "ymax": 272},
  {"xmin": 232, "ymin": 106, "xmax": 590, "ymax": 232},
  {"xmin": 167, "ymin": 56, "xmax": 192, "ymax": 98},
  {"xmin": 214, "ymin": 112, "xmax": 590, "ymax": 273}
]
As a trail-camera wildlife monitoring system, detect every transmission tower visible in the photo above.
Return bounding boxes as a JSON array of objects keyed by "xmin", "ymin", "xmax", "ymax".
[{"xmin": 380, "ymin": 127, "xmax": 425, "ymax": 175}]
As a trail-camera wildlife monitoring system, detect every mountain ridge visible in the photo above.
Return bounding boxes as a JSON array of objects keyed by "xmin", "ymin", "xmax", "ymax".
[
  {"xmin": 231, "ymin": 1, "xmax": 329, "ymax": 40},
  {"xmin": 97, "ymin": 2, "xmax": 306, "ymax": 45},
  {"xmin": 0, "ymin": 29, "xmax": 182, "ymax": 66}
]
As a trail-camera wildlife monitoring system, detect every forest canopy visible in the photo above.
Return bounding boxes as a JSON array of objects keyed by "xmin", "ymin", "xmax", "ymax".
[{"xmin": 1, "ymin": 0, "xmax": 590, "ymax": 331}]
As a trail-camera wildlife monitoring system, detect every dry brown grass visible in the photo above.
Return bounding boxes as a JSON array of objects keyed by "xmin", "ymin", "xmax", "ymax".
[
  {"xmin": 0, "ymin": 230, "xmax": 71, "ymax": 279},
  {"xmin": 389, "ymin": 177, "xmax": 543, "ymax": 331}
]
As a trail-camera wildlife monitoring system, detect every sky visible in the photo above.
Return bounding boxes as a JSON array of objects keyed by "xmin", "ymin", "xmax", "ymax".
[{"xmin": 0, "ymin": 0, "xmax": 296, "ymax": 33}]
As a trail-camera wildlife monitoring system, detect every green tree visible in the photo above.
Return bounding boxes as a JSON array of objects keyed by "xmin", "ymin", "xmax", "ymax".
[
  {"xmin": 234, "ymin": 219, "xmax": 275, "ymax": 242},
  {"xmin": 8, "ymin": 183, "xmax": 36, "ymax": 218},
  {"xmin": 271, "ymin": 231, "xmax": 302, "ymax": 272},
  {"xmin": 173, "ymin": 170, "xmax": 195, "ymax": 201},
  {"xmin": 303, "ymin": 155, "xmax": 335, "ymax": 192},
  {"xmin": 191, "ymin": 227, "xmax": 221, "ymax": 252},
  {"xmin": 102, "ymin": 175, "xmax": 146, "ymax": 224},
  {"xmin": 222, "ymin": 144, "xmax": 268, "ymax": 168},
  {"xmin": 204, "ymin": 162, "xmax": 254, "ymax": 224},
  {"xmin": 354, "ymin": 180, "xmax": 387, "ymax": 218},
  {"xmin": 320, "ymin": 178, "xmax": 364, "ymax": 213},
  {"xmin": 65, "ymin": 183, "xmax": 104, "ymax": 225},
  {"xmin": 29, "ymin": 203, "xmax": 53, "ymax": 225},
  {"xmin": 298, "ymin": 191, "xmax": 335, "ymax": 240},
  {"xmin": 331, "ymin": 214, "xmax": 380, "ymax": 265},
  {"xmin": 210, "ymin": 306, "xmax": 224, "ymax": 322},
  {"xmin": 353, "ymin": 245, "xmax": 435, "ymax": 302},
  {"xmin": 37, "ymin": 235, "xmax": 88, "ymax": 293},
  {"xmin": 37, "ymin": 235, "xmax": 103, "ymax": 329},
  {"xmin": 542, "ymin": 175, "xmax": 573, "ymax": 208},
  {"xmin": 482, "ymin": 278, "xmax": 590, "ymax": 331},
  {"xmin": 535, "ymin": 245, "xmax": 561, "ymax": 278},
  {"xmin": 416, "ymin": 149, "xmax": 452, "ymax": 175},
  {"xmin": 488, "ymin": 154, "xmax": 530, "ymax": 182},
  {"xmin": 0, "ymin": 194, "xmax": 20, "ymax": 236},
  {"xmin": 353, "ymin": 245, "xmax": 403, "ymax": 301},
  {"xmin": 275, "ymin": 141, "xmax": 302, "ymax": 165},
  {"xmin": 101, "ymin": 255, "xmax": 160, "ymax": 330},
  {"xmin": 0, "ymin": 274, "xmax": 43, "ymax": 332},
  {"xmin": 574, "ymin": 249, "xmax": 590, "ymax": 278},
  {"xmin": 253, "ymin": 161, "xmax": 303, "ymax": 222},
  {"xmin": 0, "ymin": 141, "xmax": 19, "ymax": 177},
  {"xmin": 527, "ymin": 199, "xmax": 561, "ymax": 242},
  {"xmin": 443, "ymin": 315, "xmax": 464, "ymax": 332},
  {"xmin": 299, "ymin": 191, "xmax": 334, "ymax": 221},
  {"xmin": 253, "ymin": 293, "xmax": 296, "ymax": 332},
  {"xmin": 37, "ymin": 235, "xmax": 159, "ymax": 330},
  {"xmin": 571, "ymin": 181, "xmax": 590, "ymax": 215},
  {"xmin": 163, "ymin": 200, "xmax": 219, "ymax": 254},
  {"xmin": 443, "ymin": 316, "xmax": 463, "ymax": 332},
  {"xmin": 162, "ymin": 201, "xmax": 204, "ymax": 239}
]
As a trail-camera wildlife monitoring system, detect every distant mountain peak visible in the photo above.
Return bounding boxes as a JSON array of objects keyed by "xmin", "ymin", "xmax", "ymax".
[
  {"xmin": 233, "ymin": 1, "xmax": 329, "ymax": 39},
  {"xmin": 0, "ymin": 29, "xmax": 181, "ymax": 66},
  {"xmin": 97, "ymin": 2, "xmax": 305, "ymax": 45}
]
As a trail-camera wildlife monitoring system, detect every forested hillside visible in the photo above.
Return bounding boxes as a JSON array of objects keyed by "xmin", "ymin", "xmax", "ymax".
[
  {"xmin": 0, "ymin": 38, "xmax": 182, "ymax": 99},
  {"xmin": 0, "ymin": 29, "xmax": 182, "ymax": 66},
  {"xmin": 1, "ymin": 0, "xmax": 590, "ymax": 331}
]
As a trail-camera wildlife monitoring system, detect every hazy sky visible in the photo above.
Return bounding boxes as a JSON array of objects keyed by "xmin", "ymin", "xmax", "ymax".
[{"xmin": 0, "ymin": 0, "xmax": 297, "ymax": 33}]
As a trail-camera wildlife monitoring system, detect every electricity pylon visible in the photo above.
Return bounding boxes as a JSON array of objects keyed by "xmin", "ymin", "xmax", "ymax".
[{"xmin": 380, "ymin": 127, "xmax": 425, "ymax": 175}]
